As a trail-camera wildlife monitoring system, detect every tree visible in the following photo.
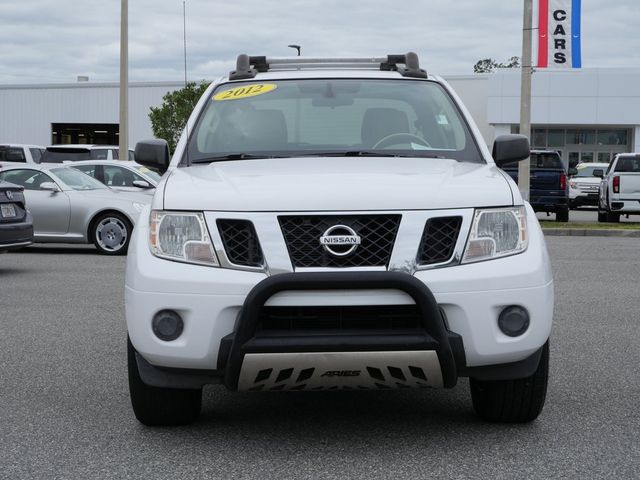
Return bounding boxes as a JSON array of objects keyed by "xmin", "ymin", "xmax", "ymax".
[
  {"xmin": 473, "ymin": 56, "xmax": 521, "ymax": 73},
  {"xmin": 149, "ymin": 81, "xmax": 210, "ymax": 152}
]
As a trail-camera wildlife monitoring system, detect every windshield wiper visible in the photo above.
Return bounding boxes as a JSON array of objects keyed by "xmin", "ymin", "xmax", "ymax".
[
  {"xmin": 296, "ymin": 151, "xmax": 446, "ymax": 159},
  {"xmin": 191, "ymin": 153, "xmax": 288, "ymax": 164}
]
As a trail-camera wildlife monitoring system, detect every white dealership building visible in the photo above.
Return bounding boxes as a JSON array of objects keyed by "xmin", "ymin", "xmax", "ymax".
[{"xmin": 1, "ymin": 67, "xmax": 639, "ymax": 169}]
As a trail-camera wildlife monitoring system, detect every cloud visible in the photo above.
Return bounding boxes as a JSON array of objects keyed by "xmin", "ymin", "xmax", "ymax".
[{"xmin": 0, "ymin": 0, "xmax": 638, "ymax": 84}]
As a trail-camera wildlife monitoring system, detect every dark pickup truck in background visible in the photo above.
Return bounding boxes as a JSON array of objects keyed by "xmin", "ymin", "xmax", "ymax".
[{"xmin": 501, "ymin": 150, "xmax": 572, "ymax": 222}]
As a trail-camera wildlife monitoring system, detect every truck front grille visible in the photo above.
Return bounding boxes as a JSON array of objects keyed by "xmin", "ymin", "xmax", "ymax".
[
  {"xmin": 217, "ymin": 219, "xmax": 264, "ymax": 267},
  {"xmin": 417, "ymin": 216, "xmax": 462, "ymax": 265},
  {"xmin": 258, "ymin": 305, "xmax": 422, "ymax": 332},
  {"xmin": 278, "ymin": 214, "xmax": 401, "ymax": 268}
]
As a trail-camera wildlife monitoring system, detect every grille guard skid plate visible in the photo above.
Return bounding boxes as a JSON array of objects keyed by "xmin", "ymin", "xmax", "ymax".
[{"xmin": 222, "ymin": 272, "xmax": 458, "ymax": 390}]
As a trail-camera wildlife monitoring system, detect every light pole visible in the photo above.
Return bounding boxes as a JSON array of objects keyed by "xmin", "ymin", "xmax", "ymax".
[
  {"xmin": 518, "ymin": 0, "xmax": 533, "ymax": 201},
  {"xmin": 119, "ymin": 0, "xmax": 128, "ymax": 161}
]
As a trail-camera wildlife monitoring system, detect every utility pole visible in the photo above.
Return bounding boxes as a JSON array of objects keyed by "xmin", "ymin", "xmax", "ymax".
[
  {"xmin": 119, "ymin": 0, "xmax": 128, "ymax": 161},
  {"xmin": 519, "ymin": 0, "xmax": 533, "ymax": 200}
]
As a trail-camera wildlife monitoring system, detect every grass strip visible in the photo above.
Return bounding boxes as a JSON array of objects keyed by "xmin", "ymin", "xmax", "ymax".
[{"xmin": 540, "ymin": 221, "xmax": 640, "ymax": 230}]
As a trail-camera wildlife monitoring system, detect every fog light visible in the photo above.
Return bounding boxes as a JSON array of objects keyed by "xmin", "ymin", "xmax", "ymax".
[
  {"xmin": 152, "ymin": 310, "xmax": 184, "ymax": 341},
  {"xmin": 498, "ymin": 306, "xmax": 529, "ymax": 337}
]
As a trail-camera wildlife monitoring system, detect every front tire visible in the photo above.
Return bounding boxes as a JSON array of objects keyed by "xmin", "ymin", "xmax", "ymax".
[
  {"xmin": 92, "ymin": 212, "xmax": 131, "ymax": 255},
  {"xmin": 128, "ymin": 337, "xmax": 202, "ymax": 426},
  {"xmin": 470, "ymin": 341, "xmax": 549, "ymax": 423}
]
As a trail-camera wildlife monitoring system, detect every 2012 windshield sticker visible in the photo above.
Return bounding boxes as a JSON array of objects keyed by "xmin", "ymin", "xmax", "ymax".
[{"xmin": 213, "ymin": 84, "xmax": 277, "ymax": 101}]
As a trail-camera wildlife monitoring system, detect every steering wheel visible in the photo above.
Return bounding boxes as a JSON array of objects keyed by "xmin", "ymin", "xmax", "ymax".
[{"xmin": 372, "ymin": 133, "xmax": 431, "ymax": 150}]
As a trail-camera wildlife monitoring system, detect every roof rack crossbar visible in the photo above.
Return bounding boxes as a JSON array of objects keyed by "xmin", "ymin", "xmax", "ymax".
[{"xmin": 228, "ymin": 52, "xmax": 428, "ymax": 80}]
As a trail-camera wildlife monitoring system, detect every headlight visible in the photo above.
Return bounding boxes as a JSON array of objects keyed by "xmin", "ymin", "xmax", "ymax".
[
  {"xmin": 132, "ymin": 202, "xmax": 146, "ymax": 213},
  {"xmin": 462, "ymin": 206, "xmax": 528, "ymax": 264},
  {"xmin": 569, "ymin": 181, "xmax": 577, "ymax": 189},
  {"xmin": 149, "ymin": 210, "xmax": 219, "ymax": 266}
]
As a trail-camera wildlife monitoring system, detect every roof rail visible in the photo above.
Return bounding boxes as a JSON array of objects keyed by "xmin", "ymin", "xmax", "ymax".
[{"xmin": 228, "ymin": 52, "xmax": 428, "ymax": 80}]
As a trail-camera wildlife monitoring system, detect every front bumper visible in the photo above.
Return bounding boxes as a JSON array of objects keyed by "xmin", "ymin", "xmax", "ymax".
[{"xmin": 126, "ymin": 205, "xmax": 553, "ymax": 387}]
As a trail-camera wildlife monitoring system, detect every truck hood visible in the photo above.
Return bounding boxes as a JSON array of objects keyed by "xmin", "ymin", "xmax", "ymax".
[{"xmin": 163, "ymin": 157, "xmax": 514, "ymax": 211}]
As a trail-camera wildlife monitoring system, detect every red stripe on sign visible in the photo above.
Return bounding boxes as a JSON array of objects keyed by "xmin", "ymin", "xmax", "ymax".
[{"xmin": 537, "ymin": 0, "xmax": 549, "ymax": 67}]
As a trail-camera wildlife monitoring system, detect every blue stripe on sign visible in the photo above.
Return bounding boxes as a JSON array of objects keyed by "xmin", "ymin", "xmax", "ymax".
[{"xmin": 572, "ymin": 0, "xmax": 582, "ymax": 68}]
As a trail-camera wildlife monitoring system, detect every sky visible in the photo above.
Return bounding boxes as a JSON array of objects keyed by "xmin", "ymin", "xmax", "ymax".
[{"xmin": 0, "ymin": 0, "xmax": 638, "ymax": 84}]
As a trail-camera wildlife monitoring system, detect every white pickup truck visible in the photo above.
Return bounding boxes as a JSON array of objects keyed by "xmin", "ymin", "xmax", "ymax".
[
  {"xmin": 597, "ymin": 153, "xmax": 640, "ymax": 222},
  {"xmin": 126, "ymin": 52, "xmax": 554, "ymax": 426}
]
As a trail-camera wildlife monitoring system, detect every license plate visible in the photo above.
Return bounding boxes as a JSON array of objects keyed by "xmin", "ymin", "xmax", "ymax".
[{"xmin": 1, "ymin": 203, "xmax": 16, "ymax": 218}]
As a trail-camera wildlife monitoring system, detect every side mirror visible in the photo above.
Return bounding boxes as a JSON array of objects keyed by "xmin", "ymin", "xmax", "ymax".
[
  {"xmin": 492, "ymin": 134, "xmax": 530, "ymax": 167},
  {"xmin": 592, "ymin": 169, "xmax": 604, "ymax": 178},
  {"xmin": 132, "ymin": 180, "xmax": 153, "ymax": 189},
  {"xmin": 135, "ymin": 139, "xmax": 170, "ymax": 174},
  {"xmin": 568, "ymin": 167, "xmax": 578, "ymax": 176},
  {"xmin": 40, "ymin": 182, "xmax": 60, "ymax": 192}
]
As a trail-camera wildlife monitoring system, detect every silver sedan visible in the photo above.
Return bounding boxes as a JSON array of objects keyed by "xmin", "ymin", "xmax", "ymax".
[{"xmin": 0, "ymin": 164, "xmax": 150, "ymax": 255}]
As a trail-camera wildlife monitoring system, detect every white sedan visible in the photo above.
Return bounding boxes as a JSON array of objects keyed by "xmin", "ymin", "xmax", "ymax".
[{"xmin": 71, "ymin": 160, "xmax": 161, "ymax": 194}]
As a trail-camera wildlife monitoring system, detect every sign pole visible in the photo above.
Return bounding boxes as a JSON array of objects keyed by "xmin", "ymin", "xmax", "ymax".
[
  {"xmin": 119, "ymin": 0, "xmax": 128, "ymax": 161},
  {"xmin": 518, "ymin": 0, "xmax": 533, "ymax": 201}
]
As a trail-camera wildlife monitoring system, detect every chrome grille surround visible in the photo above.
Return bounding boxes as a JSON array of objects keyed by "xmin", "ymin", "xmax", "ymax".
[{"xmin": 203, "ymin": 209, "xmax": 474, "ymax": 274}]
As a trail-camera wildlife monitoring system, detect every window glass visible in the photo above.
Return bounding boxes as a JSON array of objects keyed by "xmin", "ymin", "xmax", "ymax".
[
  {"xmin": 532, "ymin": 129, "xmax": 547, "ymax": 147},
  {"xmin": 597, "ymin": 130, "xmax": 627, "ymax": 146},
  {"xmin": 530, "ymin": 153, "xmax": 563, "ymax": 169},
  {"xmin": 597, "ymin": 152, "xmax": 611, "ymax": 163},
  {"xmin": 614, "ymin": 156, "xmax": 640, "ymax": 173},
  {"xmin": 41, "ymin": 148, "xmax": 92, "ymax": 163},
  {"xmin": 581, "ymin": 152, "xmax": 594, "ymax": 163},
  {"xmin": 0, "ymin": 169, "xmax": 54, "ymax": 189},
  {"xmin": 104, "ymin": 166, "xmax": 142, "ymax": 187},
  {"xmin": 73, "ymin": 165, "xmax": 96, "ymax": 176},
  {"xmin": 133, "ymin": 165, "xmax": 161, "ymax": 182},
  {"xmin": 29, "ymin": 148, "xmax": 43, "ymax": 163},
  {"xmin": 575, "ymin": 164, "xmax": 609, "ymax": 177},
  {"xmin": 0, "ymin": 147, "xmax": 27, "ymax": 163},
  {"xmin": 547, "ymin": 129, "xmax": 565, "ymax": 147},
  {"xmin": 566, "ymin": 129, "xmax": 596, "ymax": 145},
  {"xmin": 50, "ymin": 167, "xmax": 107, "ymax": 190},
  {"xmin": 189, "ymin": 79, "xmax": 482, "ymax": 163},
  {"xmin": 90, "ymin": 149, "xmax": 110, "ymax": 160}
]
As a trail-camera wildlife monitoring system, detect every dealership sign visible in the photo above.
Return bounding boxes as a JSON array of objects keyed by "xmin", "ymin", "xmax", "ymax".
[{"xmin": 537, "ymin": 0, "xmax": 582, "ymax": 68}]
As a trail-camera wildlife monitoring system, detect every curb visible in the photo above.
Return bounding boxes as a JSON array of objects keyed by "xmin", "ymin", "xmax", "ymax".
[{"xmin": 542, "ymin": 228, "xmax": 640, "ymax": 238}]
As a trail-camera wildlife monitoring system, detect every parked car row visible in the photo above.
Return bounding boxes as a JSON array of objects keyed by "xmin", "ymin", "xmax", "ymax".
[
  {"xmin": 0, "ymin": 160, "xmax": 158, "ymax": 254},
  {"xmin": 0, "ymin": 143, "xmax": 136, "ymax": 168}
]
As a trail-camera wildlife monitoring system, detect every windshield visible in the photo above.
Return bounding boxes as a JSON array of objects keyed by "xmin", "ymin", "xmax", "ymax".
[
  {"xmin": 574, "ymin": 164, "xmax": 608, "ymax": 177},
  {"xmin": 51, "ymin": 167, "xmax": 107, "ymax": 190},
  {"xmin": 42, "ymin": 148, "xmax": 92, "ymax": 163},
  {"xmin": 186, "ymin": 79, "xmax": 482, "ymax": 163}
]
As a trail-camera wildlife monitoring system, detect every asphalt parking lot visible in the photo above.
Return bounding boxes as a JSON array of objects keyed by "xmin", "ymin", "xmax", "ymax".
[{"xmin": 1, "ymin": 237, "xmax": 639, "ymax": 479}]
